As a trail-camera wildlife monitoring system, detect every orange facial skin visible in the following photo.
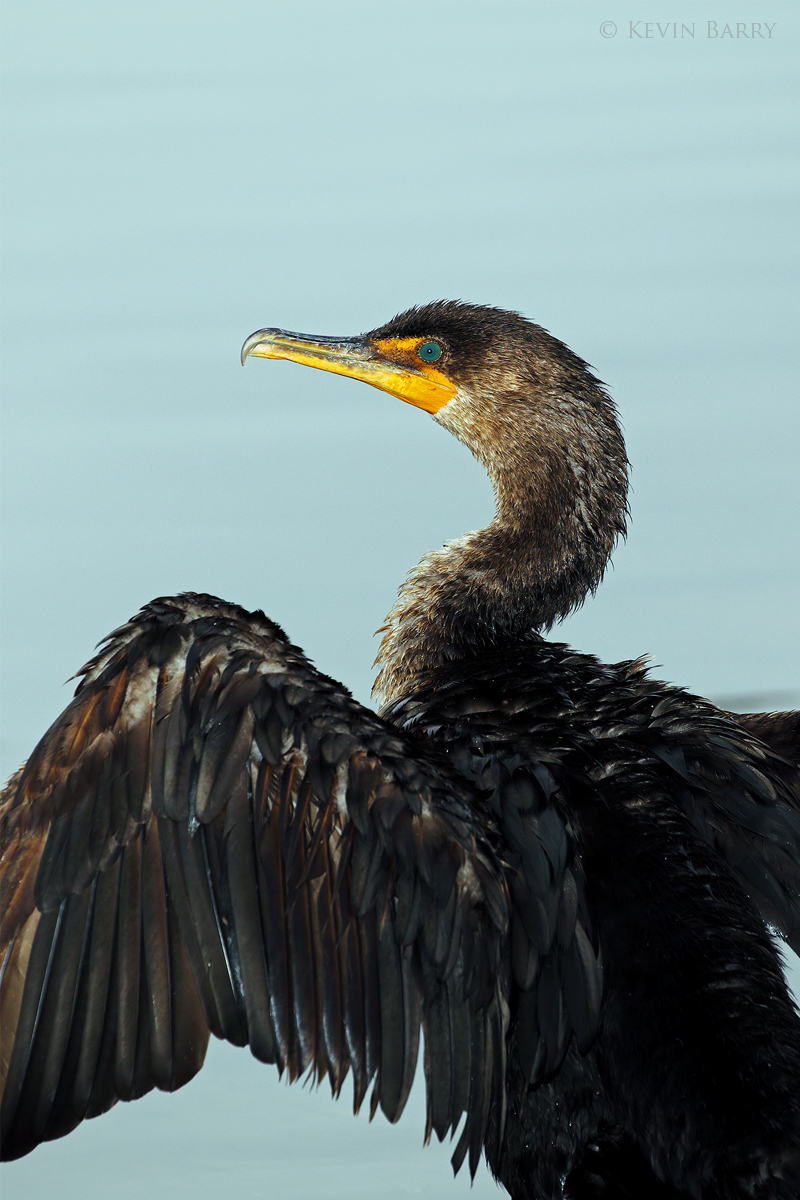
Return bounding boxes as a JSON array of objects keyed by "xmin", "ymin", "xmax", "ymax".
[{"xmin": 242, "ymin": 330, "xmax": 456, "ymax": 414}]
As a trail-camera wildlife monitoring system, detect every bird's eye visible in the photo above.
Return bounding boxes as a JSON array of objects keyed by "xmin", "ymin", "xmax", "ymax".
[{"xmin": 418, "ymin": 341, "xmax": 443, "ymax": 363}]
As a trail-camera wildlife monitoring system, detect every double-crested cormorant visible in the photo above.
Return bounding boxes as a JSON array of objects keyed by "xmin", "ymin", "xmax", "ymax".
[{"xmin": 2, "ymin": 302, "xmax": 799, "ymax": 1198}]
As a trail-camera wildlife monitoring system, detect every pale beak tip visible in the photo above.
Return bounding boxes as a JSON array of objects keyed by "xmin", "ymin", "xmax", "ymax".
[
  {"xmin": 241, "ymin": 328, "xmax": 282, "ymax": 365},
  {"xmin": 240, "ymin": 332, "xmax": 260, "ymax": 366}
]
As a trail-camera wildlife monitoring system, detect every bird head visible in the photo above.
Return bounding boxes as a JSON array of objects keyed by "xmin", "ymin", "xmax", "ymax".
[{"xmin": 242, "ymin": 300, "xmax": 627, "ymax": 547}]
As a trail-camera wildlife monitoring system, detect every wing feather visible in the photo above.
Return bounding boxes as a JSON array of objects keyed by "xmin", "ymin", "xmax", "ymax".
[
  {"xmin": 0, "ymin": 594, "xmax": 510, "ymax": 1175},
  {"xmin": 224, "ymin": 770, "xmax": 274, "ymax": 1064},
  {"xmin": 66, "ymin": 864, "xmax": 119, "ymax": 1118}
]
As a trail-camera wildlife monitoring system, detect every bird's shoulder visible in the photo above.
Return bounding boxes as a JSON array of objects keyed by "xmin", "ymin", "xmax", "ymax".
[
  {"xmin": 385, "ymin": 636, "xmax": 795, "ymax": 792},
  {"xmin": 385, "ymin": 637, "xmax": 800, "ymax": 953}
]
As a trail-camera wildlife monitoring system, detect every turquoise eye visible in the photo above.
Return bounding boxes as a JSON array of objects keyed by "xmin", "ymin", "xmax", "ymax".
[{"xmin": 418, "ymin": 341, "xmax": 443, "ymax": 363}]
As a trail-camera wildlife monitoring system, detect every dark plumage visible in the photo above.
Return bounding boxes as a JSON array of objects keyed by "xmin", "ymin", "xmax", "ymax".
[{"xmin": 2, "ymin": 301, "xmax": 799, "ymax": 1198}]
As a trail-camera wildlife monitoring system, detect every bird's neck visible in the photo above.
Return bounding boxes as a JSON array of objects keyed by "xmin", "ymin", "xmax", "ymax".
[
  {"xmin": 373, "ymin": 491, "xmax": 621, "ymax": 709},
  {"xmin": 373, "ymin": 368, "xmax": 629, "ymax": 709}
]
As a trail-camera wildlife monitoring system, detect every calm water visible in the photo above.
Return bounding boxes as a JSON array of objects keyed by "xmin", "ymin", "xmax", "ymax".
[{"xmin": 2, "ymin": 3, "xmax": 798, "ymax": 1196}]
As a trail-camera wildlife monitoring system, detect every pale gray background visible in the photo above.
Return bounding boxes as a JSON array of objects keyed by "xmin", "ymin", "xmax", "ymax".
[{"xmin": 1, "ymin": 2, "xmax": 798, "ymax": 1196}]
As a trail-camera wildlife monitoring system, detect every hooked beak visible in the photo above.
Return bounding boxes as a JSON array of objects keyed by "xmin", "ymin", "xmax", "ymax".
[{"xmin": 241, "ymin": 328, "xmax": 456, "ymax": 414}]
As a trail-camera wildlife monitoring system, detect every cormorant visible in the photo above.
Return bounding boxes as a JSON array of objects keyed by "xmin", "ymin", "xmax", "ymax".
[{"xmin": 2, "ymin": 302, "xmax": 799, "ymax": 1198}]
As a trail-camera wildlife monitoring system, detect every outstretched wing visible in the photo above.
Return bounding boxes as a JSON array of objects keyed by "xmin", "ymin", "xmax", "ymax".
[{"xmin": 0, "ymin": 594, "xmax": 509, "ymax": 1173}]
